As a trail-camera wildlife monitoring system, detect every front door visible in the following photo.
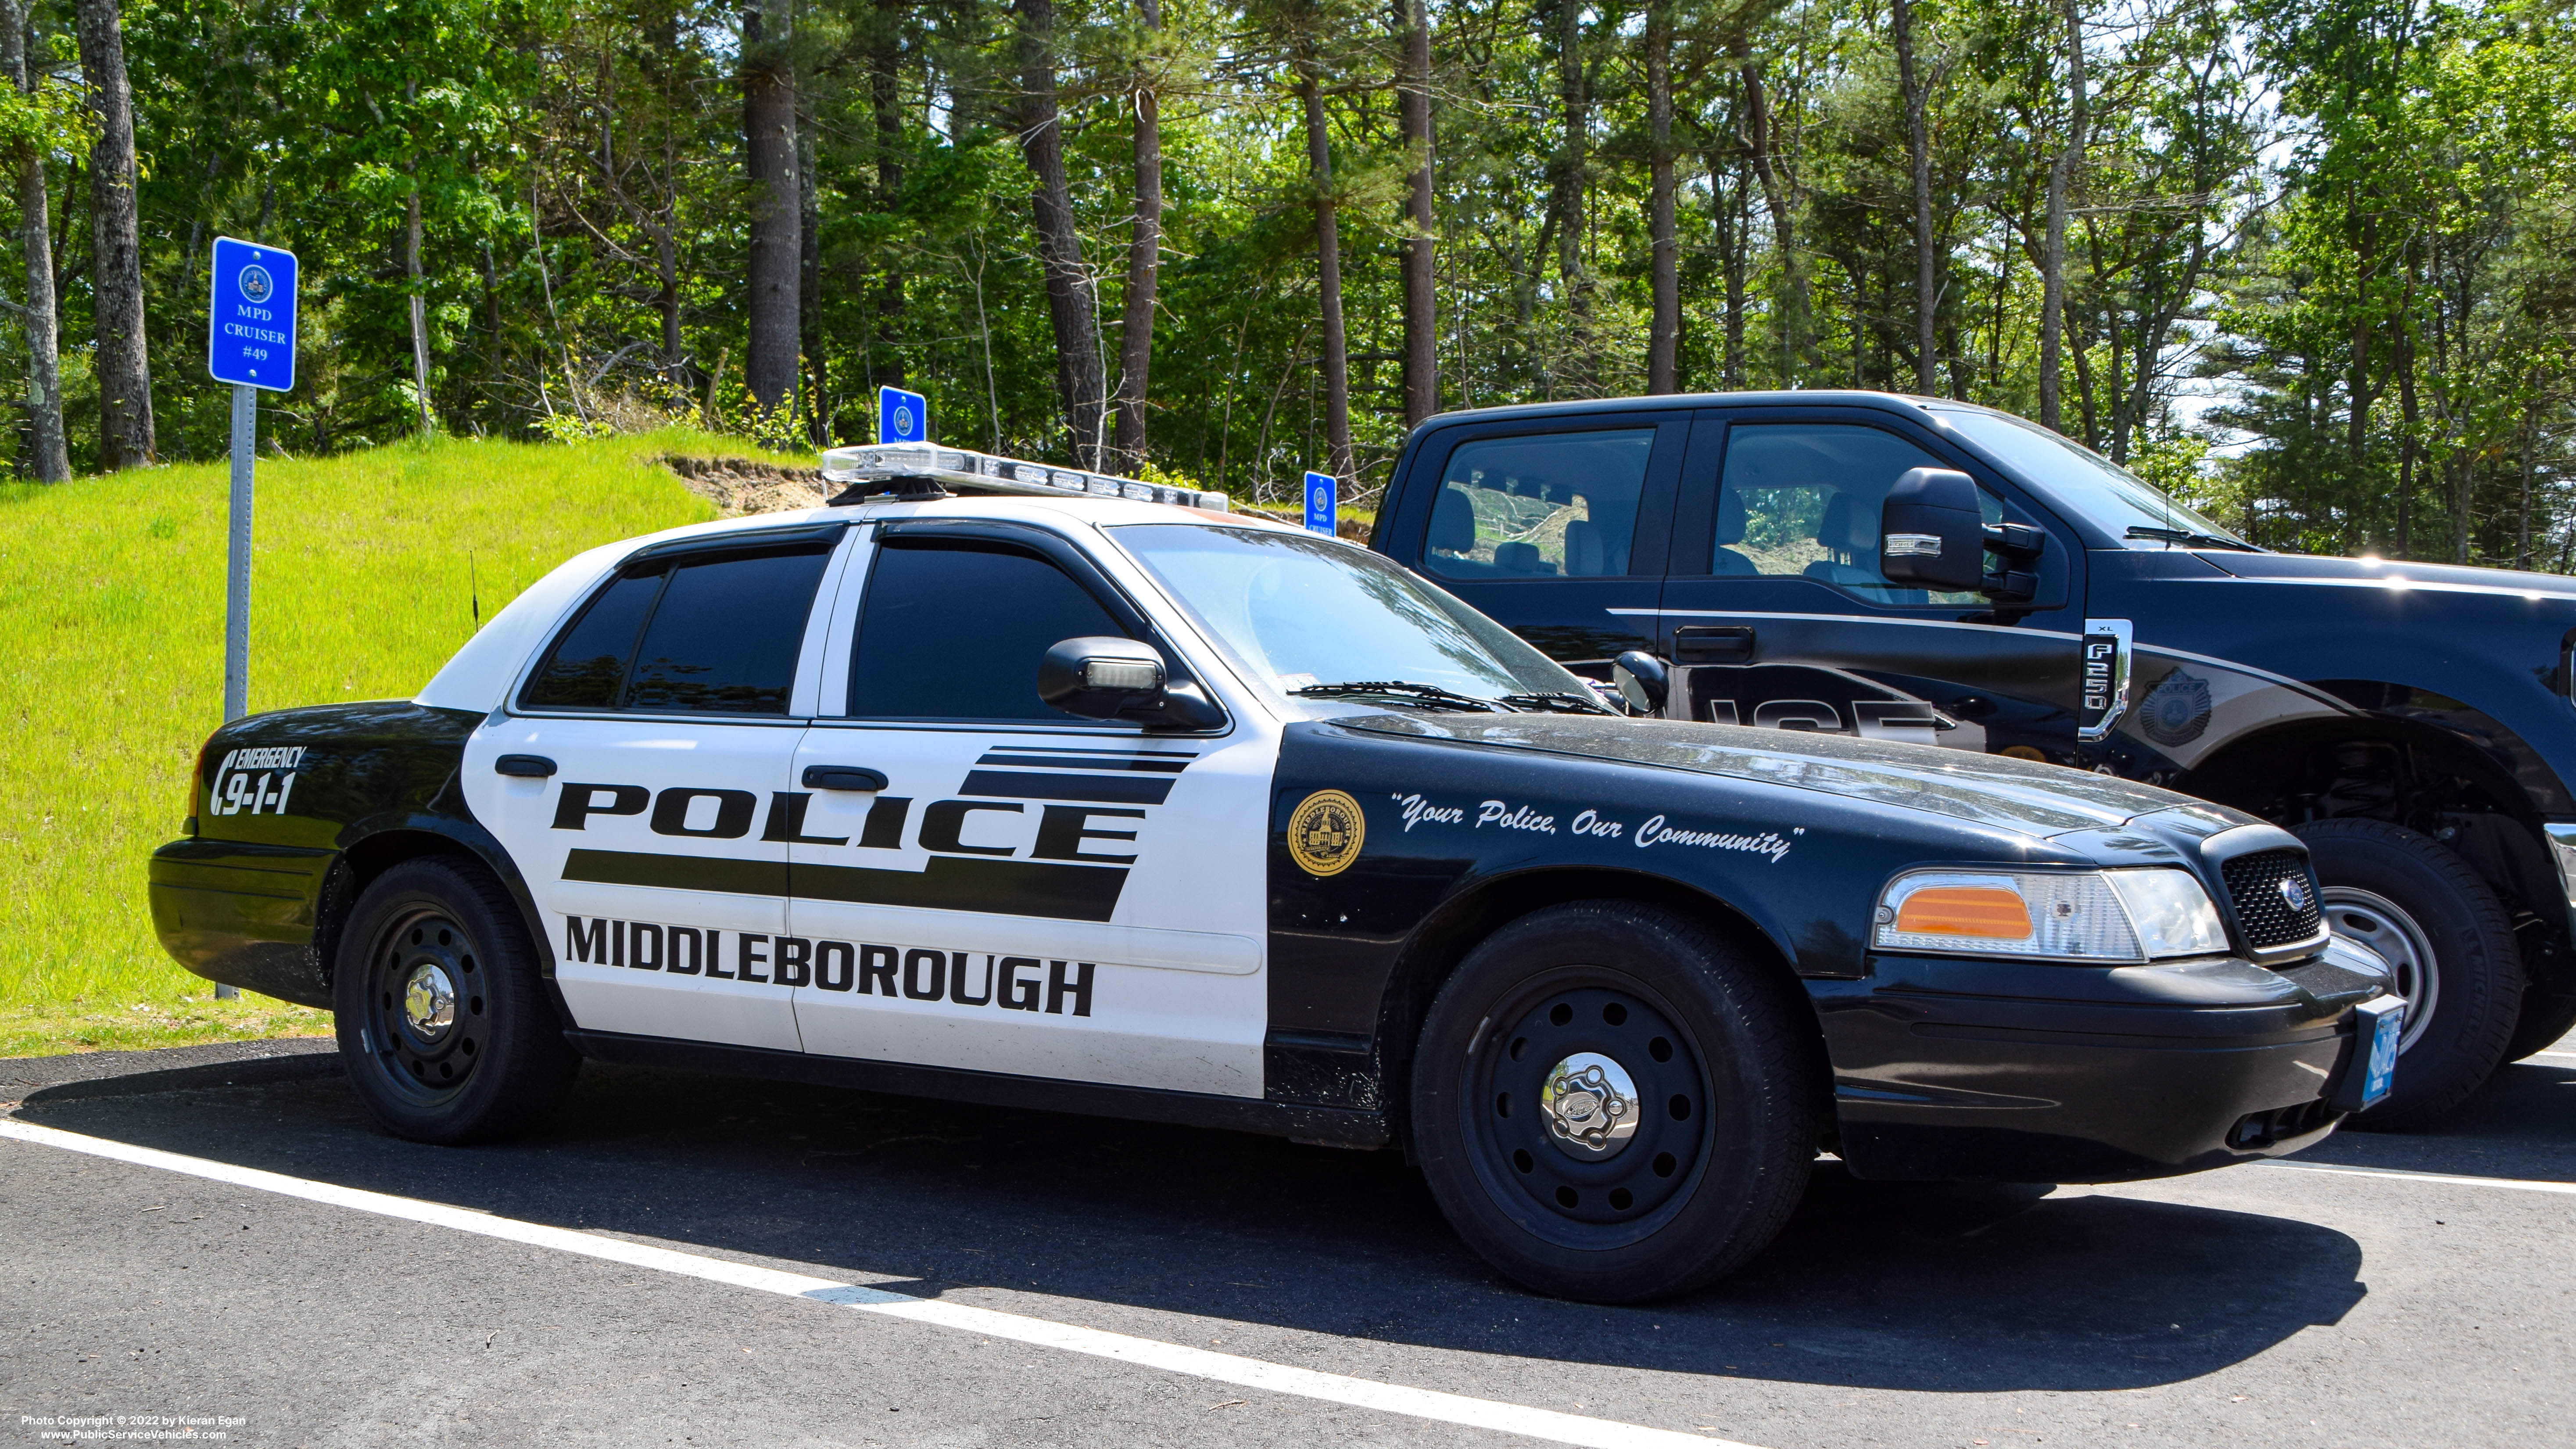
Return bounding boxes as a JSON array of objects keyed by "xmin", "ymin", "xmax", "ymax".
[
  {"xmin": 466, "ymin": 525, "xmax": 850, "ymax": 1051},
  {"xmin": 785, "ymin": 524, "xmax": 1273, "ymax": 1097},
  {"xmin": 1655, "ymin": 409, "xmax": 2091, "ymax": 765}
]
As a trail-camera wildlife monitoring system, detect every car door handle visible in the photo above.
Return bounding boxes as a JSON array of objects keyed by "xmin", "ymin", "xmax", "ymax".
[
  {"xmin": 1673, "ymin": 625, "xmax": 1757, "ymax": 664},
  {"xmin": 802, "ymin": 765, "xmax": 890, "ymax": 792},
  {"xmin": 494, "ymin": 754, "xmax": 557, "ymax": 778}
]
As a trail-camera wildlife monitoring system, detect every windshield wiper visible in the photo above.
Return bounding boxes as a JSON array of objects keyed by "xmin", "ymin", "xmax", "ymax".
[
  {"xmin": 1290, "ymin": 681, "xmax": 1505, "ymax": 713},
  {"xmin": 2125, "ymin": 525, "xmax": 2261, "ymax": 552},
  {"xmin": 1497, "ymin": 690, "xmax": 1617, "ymax": 716}
]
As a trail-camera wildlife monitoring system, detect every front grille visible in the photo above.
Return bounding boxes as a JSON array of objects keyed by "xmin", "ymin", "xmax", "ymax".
[{"xmin": 2222, "ymin": 848, "xmax": 2325, "ymax": 949}]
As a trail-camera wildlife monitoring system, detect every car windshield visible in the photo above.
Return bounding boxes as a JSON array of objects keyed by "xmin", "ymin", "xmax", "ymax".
[
  {"xmin": 1109, "ymin": 523, "xmax": 1594, "ymax": 709},
  {"xmin": 1928, "ymin": 406, "xmax": 2253, "ymax": 550}
]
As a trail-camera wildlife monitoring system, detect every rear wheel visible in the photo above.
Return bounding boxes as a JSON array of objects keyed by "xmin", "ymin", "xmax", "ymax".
[
  {"xmin": 1411, "ymin": 902, "xmax": 1820, "ymax": 1303},
  {"xmin": 334, "ymin": 857, "xmax": 579, "ymax": 1144},
  {"xmin": 2295, "ymin": 819, "xmax": 2522, "ymax": 1127}
]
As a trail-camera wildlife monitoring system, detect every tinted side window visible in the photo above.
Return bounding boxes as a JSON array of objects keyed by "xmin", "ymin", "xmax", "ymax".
[
  {"xmin": 625, "ymin": 551, "xmax": 833, "ymax": 713},
  {"xmin": 848, "ymin": 540, "xmax": 1129, "ymax": 721},
  {"xmin": 1422, "ymin": 429, "xmax": 1654, "ymax": 581},
  {"xmin": 521, "ymin": 573, "xmax": 663, "ymax": 709},
  {"xmin": 1713, "ymin": 423, "xmax": 1999, "ymax": 605},
  {"xmin": 520, "ymin": 548, "xmax": 831, "ymax": 714}
]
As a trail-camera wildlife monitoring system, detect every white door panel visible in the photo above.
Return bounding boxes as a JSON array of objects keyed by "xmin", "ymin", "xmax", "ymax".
[{"xmin": 787, "ymin": 724, "xmax": 1275, "ymax": 1095}]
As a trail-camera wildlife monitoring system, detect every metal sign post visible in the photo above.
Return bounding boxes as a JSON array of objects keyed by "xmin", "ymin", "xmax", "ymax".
[
  {"xmin": 878, "ymin": 385, "xmax": 928, "ymax": 445},
  {"xmin": 205, "ymin": 237, "xmax": 299, "ymax": 724},
  {"xmin": 1304, "ymin": 470, "xmax": 1337, "ymax": 535}
]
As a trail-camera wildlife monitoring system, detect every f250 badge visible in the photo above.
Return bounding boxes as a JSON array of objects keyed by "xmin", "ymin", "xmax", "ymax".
[{"xmin": 1288, "ymin": 789, "xmax": 1365, "ymax": 877}]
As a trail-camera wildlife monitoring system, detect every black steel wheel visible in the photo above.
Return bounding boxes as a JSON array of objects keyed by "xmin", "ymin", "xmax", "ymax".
[
  {"xmin": 334, "ymin": 857, "xmax": 578, "ymax": 1144},
  {"xmin": 1412, "ymin": 901, "xmax": 1822, "ymax": 1303}
]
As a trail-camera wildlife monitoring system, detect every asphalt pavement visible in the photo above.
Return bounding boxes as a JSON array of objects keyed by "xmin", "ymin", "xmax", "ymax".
[{"xmin": 4, "ymin": 1030, "xmax": 2569, "ymax": 1449}]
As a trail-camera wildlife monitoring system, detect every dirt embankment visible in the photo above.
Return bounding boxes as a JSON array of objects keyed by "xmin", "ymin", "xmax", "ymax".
[{"xmin": 662, "ymin": 455, "xmax": 830, "ymax": 516}]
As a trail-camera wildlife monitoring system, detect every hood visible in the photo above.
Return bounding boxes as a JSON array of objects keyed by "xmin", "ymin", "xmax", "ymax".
[
  {"xmin": 1339, "ymin": 713, "xmax": 2244, "ymax": 840},
  {"xmin": 2199, "ymin": 549, "xmax": 2576, "ymax": 603}
]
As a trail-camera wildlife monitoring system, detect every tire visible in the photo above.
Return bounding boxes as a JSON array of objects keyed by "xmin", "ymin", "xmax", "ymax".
[
  {"xmin": 2504, "ymin": 987, "xmax": 2576, "ymax": 1063},
  {"xmin": 2295, "ymin": 819, "xmax": 2523, "ymax": 1128},
  {"xmin": 333, "ymin": 857, "xmax": 580, "ymax": 1144},
  {"xmin": 1410, "ymin": 901, "xmax": 1822, "ymax": 1303}
]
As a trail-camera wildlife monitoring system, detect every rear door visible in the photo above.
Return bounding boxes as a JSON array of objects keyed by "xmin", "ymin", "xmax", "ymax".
[
  {"xmin": 1656, "ymin": 406, "xmax": 2090, "ymax": 762},
  {"xmin": 465, "ymin": 524, "xmax": 849, "ymax": 1051},
  {"xmin": 1376, "ymin": 414, "xmax": 1681, "ymax": 678},
  {"xmin": 783, "ymin": 521, "xmax": 1274, "ymax": 1097}
]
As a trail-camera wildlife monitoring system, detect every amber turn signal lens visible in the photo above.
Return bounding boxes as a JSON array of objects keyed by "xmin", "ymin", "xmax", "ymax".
[{"xmin": 1894, "ymin": 886, "xmax": 2033, "ymax": 939}]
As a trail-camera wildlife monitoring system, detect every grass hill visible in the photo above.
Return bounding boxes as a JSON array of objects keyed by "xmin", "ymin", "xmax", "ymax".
[{"xmin": 0, "ymin": 429, "xmax": 799, "ymax": 1056}]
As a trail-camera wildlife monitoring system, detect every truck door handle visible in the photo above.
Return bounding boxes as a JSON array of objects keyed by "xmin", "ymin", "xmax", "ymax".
[
  {"xmin": 494, "ymin": 754, "xmax": 557, "ymax": 778},
  {"xmin": 802, "ymin": 765, "xmax": 890, "ymax": 792},
  {"xmin": 1673, "ymin": 625, "xmax": 1757, "ymax": 664}
]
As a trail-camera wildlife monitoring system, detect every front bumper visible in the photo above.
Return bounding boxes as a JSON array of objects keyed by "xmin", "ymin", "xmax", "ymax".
[{"xmin": 1812, "ymin": 940, "xmax": 2394, "ymax": 1184}]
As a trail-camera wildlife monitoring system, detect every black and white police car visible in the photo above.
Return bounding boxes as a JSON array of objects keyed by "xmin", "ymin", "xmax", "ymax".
[{"xmin": 151, "ymin": 445, "xmax": 2404, "ymax": 1302}]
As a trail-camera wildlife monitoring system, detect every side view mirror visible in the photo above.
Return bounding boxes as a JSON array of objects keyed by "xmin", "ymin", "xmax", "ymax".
[
  {"xmin": 1611, "ymin": 650, "xmax": 1668, "ymax": 715},
  {"xmin": 1878, "ymin": 467, "xmax": 1988, "ymax": 593},
  {"xmin": 1038, "ymin": 636, "xmax": 1225, "ymax": 731}
]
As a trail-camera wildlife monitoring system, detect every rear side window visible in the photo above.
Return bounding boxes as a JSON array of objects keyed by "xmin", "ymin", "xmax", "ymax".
[
  {"xmin": 520, "ymin": 546, "xmax": 833, "ymax": 714},
  {"xmin": 847, "ymin": 539, "xmax": 1129, "ymax": 721},
  {"xmin": 1421, "ymin": 429, "xmax": 1654, "ymax": 581}
]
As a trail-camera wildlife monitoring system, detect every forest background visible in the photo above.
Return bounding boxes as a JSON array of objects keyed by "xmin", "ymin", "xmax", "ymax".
[{"xmin": 3, "ymin": 0, "xmax": 2572, "ymax": 562}]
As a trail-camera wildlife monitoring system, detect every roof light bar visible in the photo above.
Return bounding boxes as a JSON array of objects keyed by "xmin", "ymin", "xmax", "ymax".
[{"xmin": 819, "ymin": 443, "xmax": 1230, "ymax": 513}]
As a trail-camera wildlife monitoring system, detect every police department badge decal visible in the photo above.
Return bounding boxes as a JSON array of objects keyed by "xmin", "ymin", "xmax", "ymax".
[
  {"xmin": 2139, "ymin": 668, "xmax": 2213, "ymax": 747},
  {"xmin": 1287, "ymin": 789, "xmax": 1365, "ymax": 877}
]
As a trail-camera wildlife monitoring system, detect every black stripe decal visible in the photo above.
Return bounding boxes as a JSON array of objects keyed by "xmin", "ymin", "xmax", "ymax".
[
  {"xmin": 977, "ymin": 752, "xmax": 1192, "ymax": 774},
  {"xmin": 561, "ymin": 848, "xmax": 1127, "ymax": 922},
  {"xmin": 959, "ymin": 770, "xmax": 1177, "ymax": 805}
]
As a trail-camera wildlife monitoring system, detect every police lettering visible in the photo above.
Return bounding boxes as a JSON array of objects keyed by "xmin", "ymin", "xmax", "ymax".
[{"xmin": 560, "ymin": 915, "xmax": 1095, "ymax": 1016}]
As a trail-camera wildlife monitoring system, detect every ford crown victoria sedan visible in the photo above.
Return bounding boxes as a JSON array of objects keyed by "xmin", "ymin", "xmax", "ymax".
[{"xmin": 150, "ymin": 446, "xmax": 2403, "ymax": 1302}]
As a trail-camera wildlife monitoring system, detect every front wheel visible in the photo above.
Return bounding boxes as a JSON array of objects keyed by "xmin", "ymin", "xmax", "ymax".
[
  {"xmin": 1411, "ymin": 902, "xmax": 1822, "ymax": 1303},
  {"xmin": 2296, "ymin": 819, "xmax": 2523, "ymax": 1128},
  {"xmin": 334, "ymin": 857, "xmax": 580, "ymax": 1144}
]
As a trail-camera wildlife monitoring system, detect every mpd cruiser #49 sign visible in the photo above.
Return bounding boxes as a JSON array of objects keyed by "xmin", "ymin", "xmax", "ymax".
[{"xmin": 149, "ymin": 450, "xmax": 2403, "ymax": 1303}]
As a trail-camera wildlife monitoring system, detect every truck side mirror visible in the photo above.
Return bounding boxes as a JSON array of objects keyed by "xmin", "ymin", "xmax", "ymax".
[
  {"xmin": 1039, "ymin": 636, "xmax": 1225, "ymax": 730},
  {"xmin": 1879, "ymin": 467, "xmax": 1987, "ymax": 593}
]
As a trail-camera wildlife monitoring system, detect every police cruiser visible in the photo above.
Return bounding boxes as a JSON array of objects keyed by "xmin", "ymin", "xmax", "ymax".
[{"xmin": 152, "ymin": 442, "xmax": 2402, "ymax": 1302}]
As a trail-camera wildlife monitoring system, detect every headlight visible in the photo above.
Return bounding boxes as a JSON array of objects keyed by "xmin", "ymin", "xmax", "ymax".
[{"xmin": 1874, "ymin": 867, "xmax": 2228, "ymax": 962}]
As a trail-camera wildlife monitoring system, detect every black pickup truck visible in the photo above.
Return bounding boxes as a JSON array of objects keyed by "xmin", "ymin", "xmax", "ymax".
[{"xmin": 1369, "ymin": 390, "xmax": 2576, "ymax": 1124}]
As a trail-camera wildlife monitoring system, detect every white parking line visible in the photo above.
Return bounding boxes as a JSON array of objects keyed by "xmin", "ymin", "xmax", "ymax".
[
  {"xmin": 0, "ymin": 1119, "xmax": 1753, "ymax": 1449},
  {"xmin": 2257, "ymin": 1160, "xmax": 2576, "ymax": 1195},
  {"xmin": 2527, "ymin": 1051, "xmax": 2576, "ymax": 1065}
]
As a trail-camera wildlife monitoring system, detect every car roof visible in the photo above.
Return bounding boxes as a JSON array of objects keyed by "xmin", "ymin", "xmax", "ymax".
[
  {"xmin": 1414, "ymin": 388, "xmax": 1973, "ymax": 430},
  {"xmin": 624, "ymin": 489, "xmax": 1307, "ymax": 553}
]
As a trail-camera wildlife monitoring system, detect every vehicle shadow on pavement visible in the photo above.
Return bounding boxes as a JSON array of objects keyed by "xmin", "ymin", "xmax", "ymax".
[
  {"xmin": 6, "ymin": 1054, "xmax": 2429, "ymax": 1395},
  {"xmin": 2287, "ymin": 1056, "xmax": 2576, "ymax": 1180}
]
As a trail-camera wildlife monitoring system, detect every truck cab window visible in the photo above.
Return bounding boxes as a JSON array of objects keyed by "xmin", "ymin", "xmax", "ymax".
[
  {"xmin": 1422, "ymin": 430, "xmax": 1653, "ymax": 581},
  {"xmin": 1715, "ymin": 423, "xmax": 1999, "ymax": 605}
]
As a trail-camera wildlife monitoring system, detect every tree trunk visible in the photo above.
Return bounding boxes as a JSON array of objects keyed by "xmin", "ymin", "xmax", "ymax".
[
  {"xmin": 4, "ymin": 0, "xmax": 66, "ymax": 481},
  {"xmin": 799, "ymin": 119, "xmax": 823, "ymax": 441},
  {"xmin": 1737, "ymin": 56, "xmax": 1809, "ymax": 381},
  {"xmin": 1644, "ymin": 0, "xmax": 1677, "ymax": 394},
  {"xmin": 870, "ymin": 0, "xmax": 906, "ymax": 391},
  {"xmin": 1551, "ymin": 0, "xmax": 1593, "ymax": 387},
  {"xmin": 1708, "ymin": 151, "xmax": 1747, "ymax": 388},
  {"xmin": 742, "ymin": 0, "xmax": 801, "ymax": 419},
  {"xmin": 1397, "ymin": 0, "xmax": 1436, "ymax": 425},
  {"xmin": 1297, "ymin": 41, "xmax": 1353, "ymax": 484},
  {"xmin": 1892, "ymin": 0, "xmax": 1936, "ymax": 395},
  {"xmin": 74, "ymin": 0, "xmax": 151, "ymax": 467},
  {"xmin": 405, "ymin": 182, "xmax": 433, "ymax": 433},
  {"xmin": 2038, "ymin": 0, "xmax": 2085, "ymax": 434},
  {"xmin": 1111, "ymin": 0, "xmax": 1164, "ymax": 469},
  {"xmin": 1014, "ymin": 0, "xmax": 1105, "ymax": 467},
  {"xmin": 2396, "ymin": 281, "xmax": 2418, "ymax": 557}
]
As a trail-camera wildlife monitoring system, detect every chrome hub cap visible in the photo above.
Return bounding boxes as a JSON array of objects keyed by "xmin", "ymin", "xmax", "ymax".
[
  {"xmin": 1540, "ymin": 1052, "xmax": 1640, "ymax": 1159},
  {"xmin": 402, "ymin": 961, "xmax": 458, "ymax": 1043},
  {"xmin": 2321, "ymin": 886, "xmax": 2436, "ymax": 1054}
]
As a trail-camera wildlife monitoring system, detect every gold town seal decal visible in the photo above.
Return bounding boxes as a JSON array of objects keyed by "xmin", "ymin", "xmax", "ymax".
[{"xmin": 1287, "ymin": 789, "xmax": 1365, "ymax": 877}]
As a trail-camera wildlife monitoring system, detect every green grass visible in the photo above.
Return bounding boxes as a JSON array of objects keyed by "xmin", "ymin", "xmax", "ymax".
[{"xmin": 0, "ymin": 427, "xmax": 792, "ymax": 1057}]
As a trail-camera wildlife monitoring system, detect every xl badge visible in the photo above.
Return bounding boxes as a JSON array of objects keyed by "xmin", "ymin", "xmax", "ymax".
[{"xmin": 1287, "ymin": 789, "xmax": 1365, "ymax": 877}]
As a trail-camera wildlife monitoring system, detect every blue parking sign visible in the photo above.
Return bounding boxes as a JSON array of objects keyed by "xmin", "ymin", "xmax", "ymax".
[
  {"xmin": 879, "ymin": 386, "xmax": 928, "ymax": 445},
  {"xmin": 1304, "ymin": 471, "xmax": 1337, "ymax": 535},
  {"xmin": 207, "ymin": 237, "xmax": 297, "ymax": 392}
]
